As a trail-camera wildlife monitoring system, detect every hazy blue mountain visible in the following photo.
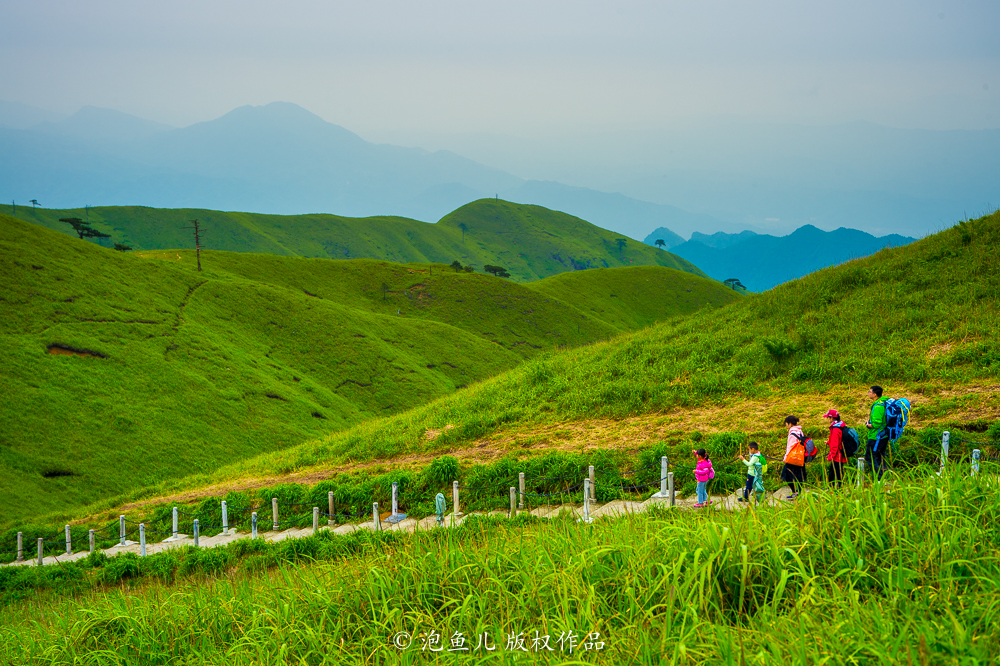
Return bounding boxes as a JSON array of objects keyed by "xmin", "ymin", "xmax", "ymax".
[
  {"xmin": 0, "ymin": 99, "xmax": 65, "ymax": 130},
  {"xmin": 1, "ymin": 102, "xmax": 730, "ymax": 241},
  {"xmin": 642, "ymin": 227, "xmax": 686, "ymax": 249},
  {"xmin": 669, "ymin": 224, "xmax": 916, "ymax": 291},
  {"xmin": 0, "ymin": 102, "xmax": 523, "ymax": 219},
  {"xmin": 502, "ymin": 180, "xmax": 733, "ymax": 242},
  {"xmin": 689, "ymin": 230, "xmax": 758, "ymax": 249},
  {"xmin": 0, "ymin": 126, "xmax": 257, "ymax": 212},
  {"xmin": 30, "ymin": 106, "xmax": 174, "ymax": 142}
]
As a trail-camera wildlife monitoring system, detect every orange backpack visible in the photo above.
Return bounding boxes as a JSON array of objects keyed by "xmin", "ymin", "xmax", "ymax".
[{"xmin": 786, "ymin": 438, "xmax": 805, "ymax": 466}]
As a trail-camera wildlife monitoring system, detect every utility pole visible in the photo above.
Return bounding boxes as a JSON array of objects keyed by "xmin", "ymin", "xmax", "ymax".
[
  {"xmin": 182, "ymin": 219, "xmax": 204, "ymax": 271},
  {"xmin": 11, "ymin": 200, "xmax": 14, "ymax": 217},
  {"xmin": 85, "ymin": 205, "xmax": 90, "ymax": 221}
]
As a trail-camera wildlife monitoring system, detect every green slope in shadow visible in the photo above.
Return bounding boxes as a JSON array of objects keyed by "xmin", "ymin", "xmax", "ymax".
[{"xmin": 0, "ymin": 215, "xmax": 735, "ymax": 522}]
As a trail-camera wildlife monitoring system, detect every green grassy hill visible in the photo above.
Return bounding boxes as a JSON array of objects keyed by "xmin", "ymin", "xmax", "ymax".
[
  {"xmin": 524, "ymin": 265, "xmax": 738, "ymax": 330},
  {"xmin": 14, "ymin": 199, "xmax": 705, "ymax": 282},
  {"xmin": 1, "ymin": 215, "xmax": 736, "ymax": 522},
  {"xmin": 144, "ymin": 210, "xmax": 999, "ymax": 495}
]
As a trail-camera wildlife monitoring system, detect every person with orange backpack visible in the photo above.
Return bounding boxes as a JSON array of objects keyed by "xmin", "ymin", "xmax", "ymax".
[{"xmin": 780, "ymin": 416, "xmax": 807, "ymax": 500}]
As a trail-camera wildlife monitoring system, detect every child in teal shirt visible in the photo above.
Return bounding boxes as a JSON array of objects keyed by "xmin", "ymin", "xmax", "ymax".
[{"xmin": 739, "ymin": 441, "xmax": 766, "ymax": 506}]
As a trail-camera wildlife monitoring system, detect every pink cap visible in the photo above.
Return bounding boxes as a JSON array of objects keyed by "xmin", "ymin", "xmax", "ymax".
[{"xmin": 823, "ymin": 409, "xmax": 840, "ymax": 419}]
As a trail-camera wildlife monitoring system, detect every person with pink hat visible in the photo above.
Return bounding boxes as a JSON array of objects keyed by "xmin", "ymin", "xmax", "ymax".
[{"xmin": 823, "ymin": 408, "xmax": 848, "ymax": 488}]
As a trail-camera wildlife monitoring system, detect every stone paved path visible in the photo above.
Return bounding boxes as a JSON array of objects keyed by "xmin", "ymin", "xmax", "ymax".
[{"xmin": 4, "ymin": 487, "xmax": 801, "ymax": 568}]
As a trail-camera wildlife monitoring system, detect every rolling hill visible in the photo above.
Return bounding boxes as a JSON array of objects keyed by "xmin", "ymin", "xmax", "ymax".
[
  {"xmin": 128, "ymin": 210, "xmax": 998, "ymax": 505},
  {"xmin": 0, "ymin": 214, "xmax": 736, "ymax": 522},
  {"xmin": 524, "ymin": 265, "xmax": 734, "ymax": 330},
  {"xmin": 14, "ymin": 199, "xmax": 707, "ymax": 282}
]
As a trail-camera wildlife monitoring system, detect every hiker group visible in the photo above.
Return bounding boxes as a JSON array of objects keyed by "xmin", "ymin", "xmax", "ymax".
[{"xmin": 690, "ymin": 385, "xmax": 911, "ymax": 508}]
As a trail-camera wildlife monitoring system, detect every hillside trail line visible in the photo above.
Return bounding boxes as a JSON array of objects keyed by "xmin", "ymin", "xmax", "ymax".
[
  {"xmin": 163, "ymin": 279, "xmax": 207, "ymax": 355},
  {"xmin": 91, "ymin": 382, "xmax": 999, "ymax": 521}
]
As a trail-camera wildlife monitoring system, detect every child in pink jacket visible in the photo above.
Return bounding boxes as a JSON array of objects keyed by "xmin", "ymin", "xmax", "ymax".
[{"xmin": 692, "ymin": 448, "xmax": 715, "ymax": 507}]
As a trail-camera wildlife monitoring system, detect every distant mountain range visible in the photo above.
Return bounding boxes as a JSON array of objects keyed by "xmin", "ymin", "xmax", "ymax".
[
  {"xmin": 646, "ymin": 225, "xmax": 916, "ymax": 291},
  {"xmin": 383, "ymin": 121, "xmax": 1000, "ymax": 239},
  {"xmin": 641, "ymin": 227, "xmax": 686, "ymax": 249},
  {"xmin": 0, "ymin": 101, "xmax": 733, "ymax": 241}
]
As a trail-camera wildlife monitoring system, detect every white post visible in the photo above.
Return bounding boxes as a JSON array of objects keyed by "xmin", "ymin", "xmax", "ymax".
[
  {"xmin": 119, "ymin": 515, "xmax": 126, "ymax": 546},
  {"xmin": 373, "ymin": 502, "xmax": 381, "ymax": 531},
  {"xmin": 328, "ymin": 491, "xmax": 335, "ymax": 526},
  {"xmin": 251, "ymin": 512, "xmax": 258, "ymax": 539},
  {"xmin": 312, "ymin": 507, "xmax": 320, "ymax": 534},
  {"xmin": 668, "ymin": 472, "xmax": 675, "ymax": 507},
  {"xmin": 272, "ymin": 498, "xmax": 279, "ymax": 531},
  {"xmin": 139, "ymin": 524, "xmax": 146, "ymax": 557},
  {"xmin": 172, "ymin": 507, "xmax": 179, "ymax": 539},
  {"xmin": 453, "ymin": 481, "xmax": 460, "ymax": 517},
  {"xmin": 518, "ymin": 472, "xmax": 525, "ymax": 509},
  {"xmin": 972, "ymin": 449, "xmax": 981, "ymax": 476},
  {"xmin": 940, "ymin": 431, "xmax": 950, "ymax": 475},
  {"xmin": 509, "ymin": 487, "xmax": 517, "ymax": 518},
  {"xmin": 660, "ymin": 456, "xmax": 668, "ymax": 496},
  {"xmin": 221, "ymin": 500, "xmax": 229, "ymax": 535},
  {"xmin": 589, "ymin": 465, "xmax": 596, "ymax": 501},
  {"xmin": 582, "ymin": 479, "xmax": 592, "ymax": 523},
  {"xmin": 65, "ymin": 525, "xmax": 71, "ymax": 555},
  {"xmin": 392, "ymin": 482, "xmax": 398, "ymax": 517},
  {"xmin": 857, "ymin": 458, "xmax": 865, "ymax": 488},
  {"xmin": 37, "ymin": 538, "xmax": 43, "ymax": 566},
  {"xmin": 16, "ymin": 531, "xmax": 23, "ymax": 562},
  {"xmin": 89, "ymin": 530, "xmax": 95, "ymax": 554},
  {"xmin": 193, "ymin": 519, "xmax": 200, "ymax": 547}
]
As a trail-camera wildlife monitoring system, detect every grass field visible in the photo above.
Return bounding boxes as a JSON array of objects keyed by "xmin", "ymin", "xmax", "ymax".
[
  {"xmin": 101, "ymin": 209, "xmax": 997, "ymax": 508},
  {"xmin": 0, "ymin": 214, "xmax": 736, "ymax": 524},
  {"xmin": 13, "ymin": 198, "xmax": 706, "ymax": 282},
  {"xmin": 2, "ymin": 466, "xmax": 998, "ymax": 665}
]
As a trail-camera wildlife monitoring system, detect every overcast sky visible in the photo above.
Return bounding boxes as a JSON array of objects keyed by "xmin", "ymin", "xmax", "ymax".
[{"xmin": 2, "ymin": 0, "xmax": 998, "ymax": 135}]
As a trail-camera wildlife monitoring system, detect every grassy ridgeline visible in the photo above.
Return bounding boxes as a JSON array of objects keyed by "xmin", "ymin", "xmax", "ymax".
[
  {"xmin": 14, "ymin": 198, "xmax": 706, "ymax": 282},
  {"xmin": 0, "ymin": 214, "xmax": 736, "ymax": 523},
  {"xmin": 172, "ymin": 211, "xmax": 1000, "ymax": 485},
  {"xmin": 2, "ymin": 469, "xmax": 998, "ymax": 664}
]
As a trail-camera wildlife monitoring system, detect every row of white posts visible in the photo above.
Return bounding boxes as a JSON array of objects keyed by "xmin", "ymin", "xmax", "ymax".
[
  {"xmin": 16, "ymin": 460, "xmax": 680, "ymax": 565},
  {"xmin": 16, "ymin": 438, "xmax": 985, "ymax": 565}
]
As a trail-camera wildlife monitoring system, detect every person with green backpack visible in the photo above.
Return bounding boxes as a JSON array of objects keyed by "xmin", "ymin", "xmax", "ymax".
[
  {"xmin": 865, "ymin": 385, "xmax": 890, "ymax": 481},
  {"xmin": 738, "ymin": 441, "xmax": 767, "ymax": 505}
]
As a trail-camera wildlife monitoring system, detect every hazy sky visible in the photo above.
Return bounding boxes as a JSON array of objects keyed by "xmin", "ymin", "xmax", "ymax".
[{"xmin": 2, "ymin": 0, "xmax": 998, "ymax": 135}]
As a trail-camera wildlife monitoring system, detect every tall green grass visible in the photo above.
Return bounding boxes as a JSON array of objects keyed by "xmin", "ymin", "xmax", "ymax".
[{"xmin": 2, "ymin": 467, "xmax": 998, "ymax": 664}]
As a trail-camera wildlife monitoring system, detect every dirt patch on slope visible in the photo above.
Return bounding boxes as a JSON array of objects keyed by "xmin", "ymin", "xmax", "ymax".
[
  {"xmin": 47, "ymin": 343, "xmax": 107, "ymax": 359},
  {"xmin": 97, "ymin": 382, "xmax": 1000, "ymax": 520}
]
